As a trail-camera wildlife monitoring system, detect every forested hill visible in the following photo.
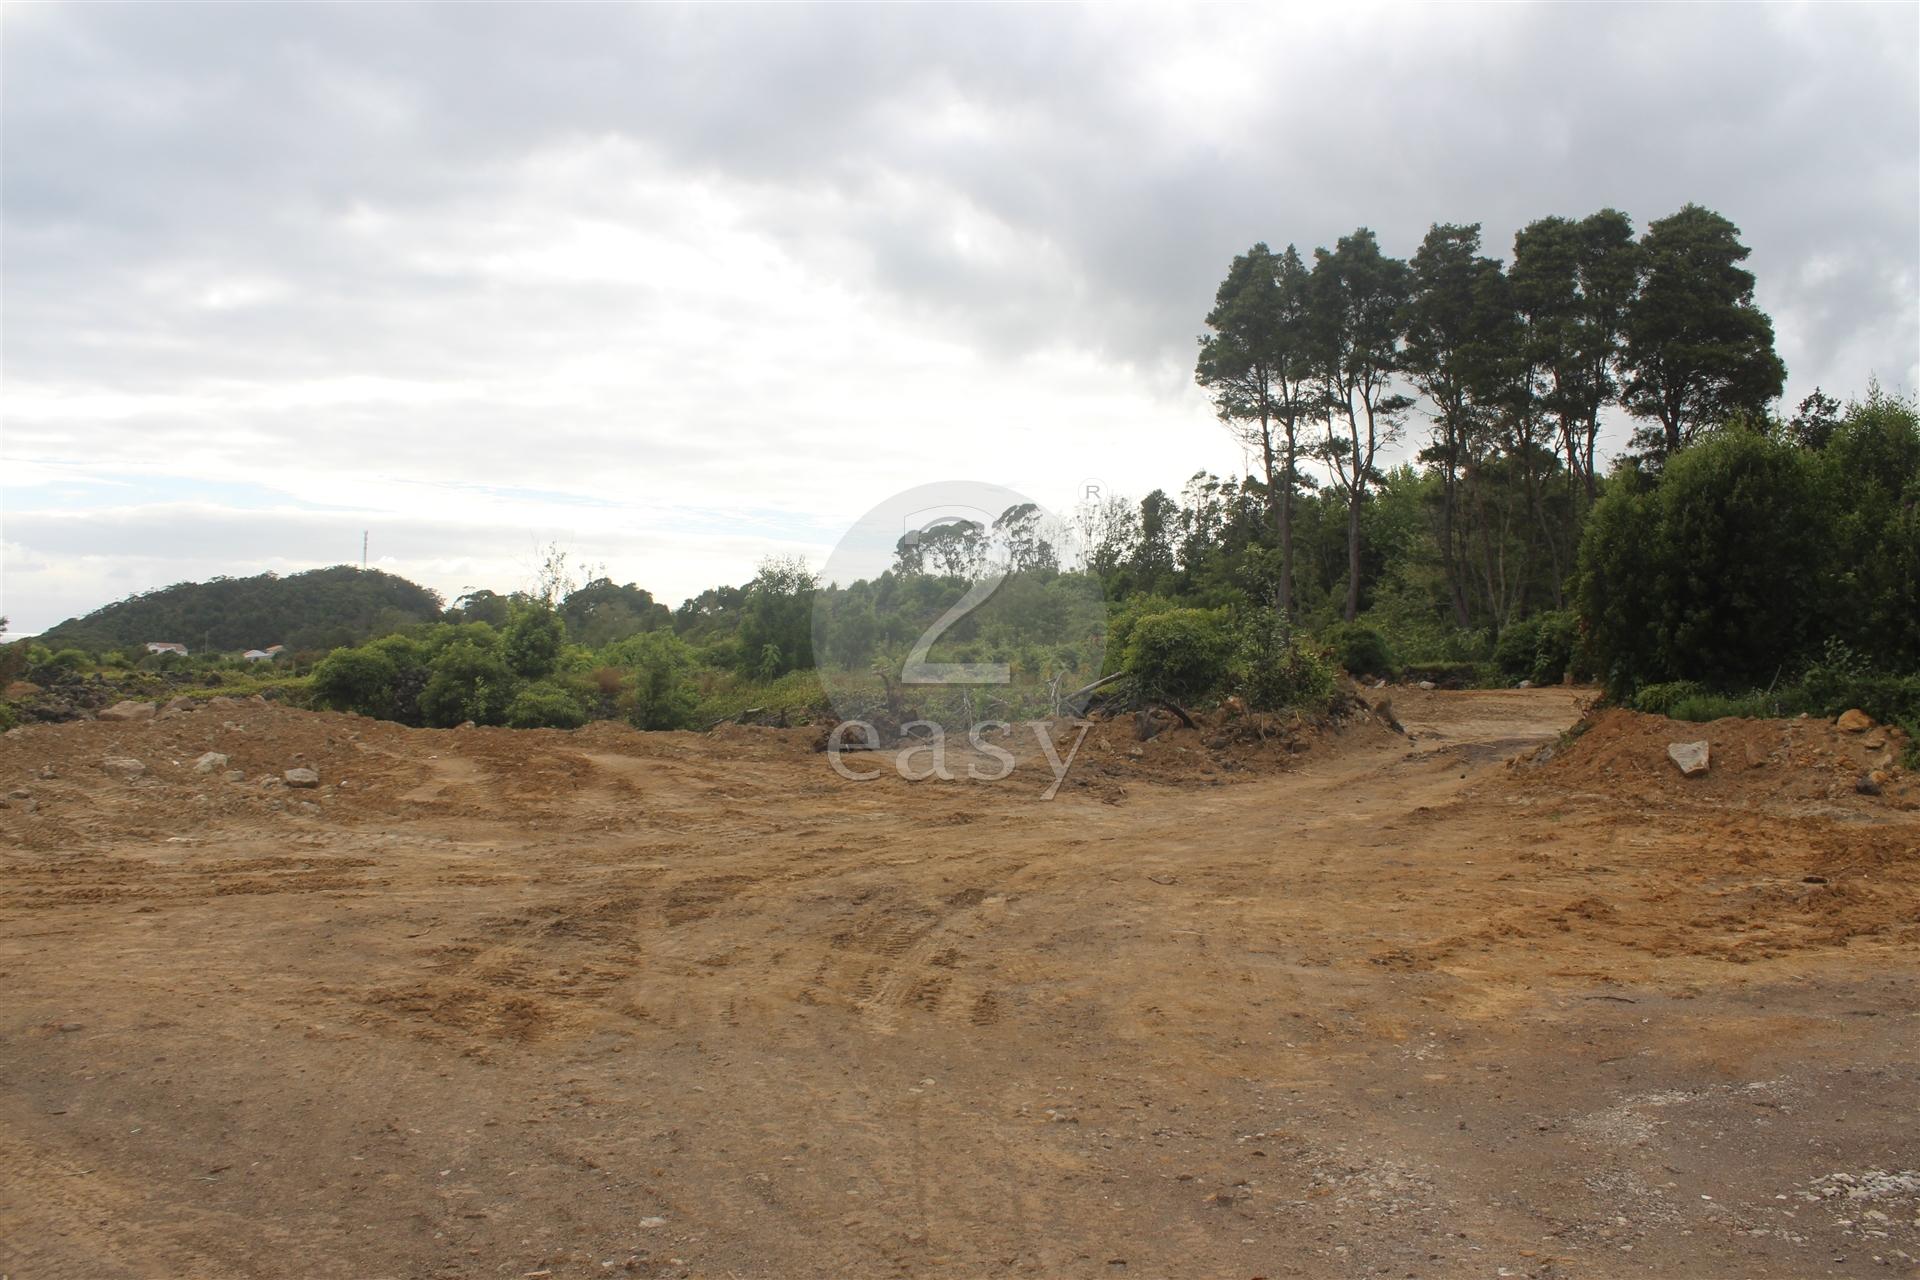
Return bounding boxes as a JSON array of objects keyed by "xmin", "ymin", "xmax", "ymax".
[{"xmin": 35, "ymin": 566, "xmax": 444, "ymax": 654}]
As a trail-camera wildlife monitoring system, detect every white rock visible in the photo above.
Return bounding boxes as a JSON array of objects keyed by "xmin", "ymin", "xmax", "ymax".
[
  {"xmin": 99, "ymin": 700, "xmax": 156, "ymax": 722},
  {"xmin": 101, "ymin": 756, "xmax": 146, "ymax": 780},
  {"xmin": 1667, "ymin": 741, "xmax": 1710, "ymax": 777},
  {"xmin": 193, "ymin": 752, "xmax": 230, "ymax": 774},
  {"xmin": 284, "ymin": 767, "xmax": 320, "ymax": 788}
]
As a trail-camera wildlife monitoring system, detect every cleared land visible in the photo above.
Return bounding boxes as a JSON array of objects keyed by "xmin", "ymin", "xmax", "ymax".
[{"xmin": 1, "ymin": 688, "xmax": 1916, "ymax": 1279}]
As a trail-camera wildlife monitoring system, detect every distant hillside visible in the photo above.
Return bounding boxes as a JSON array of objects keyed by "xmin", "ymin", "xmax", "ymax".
[{"xmin": 36, "ymin": 566, "xmax": 444, "ymax": 655}]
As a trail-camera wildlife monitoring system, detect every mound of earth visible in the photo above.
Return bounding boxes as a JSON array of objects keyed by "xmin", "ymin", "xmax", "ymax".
[
  {"xmin": 1516, "ymin": 706, "xmax": 1914, "ymax": 810},
  {"xmin": 0, "ymin": 687, "xmax": 1404, "ymax": 863}
]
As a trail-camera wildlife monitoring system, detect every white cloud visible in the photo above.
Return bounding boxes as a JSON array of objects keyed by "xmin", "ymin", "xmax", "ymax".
[{"xmin": 2, "ymin": 2, "xmax": 1914, "ymax": 634}]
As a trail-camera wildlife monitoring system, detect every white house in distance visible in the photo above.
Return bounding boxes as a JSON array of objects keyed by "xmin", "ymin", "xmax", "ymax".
[
  {"xmin": 242, "ymin": 645, "xmax": 286, "ymax": 663},
  {"xmin": 145, "ymin": 642, "xmax": 188, "ymax": 656}
]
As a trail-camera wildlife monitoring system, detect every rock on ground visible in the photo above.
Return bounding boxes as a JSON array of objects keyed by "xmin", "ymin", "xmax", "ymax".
[
  {"xmin": 98, "ymin": 701, "xmax": 156, "ymax": 722},
  {"xmin": 100, "ymin": 756, "xmax": 146, "ymax": 780},
  {"xmin": 194, "ymin": 752, "xmax": 230, "ymax": 774},
  {"xmin": 1836, "ymin": 708, "xmax": 1874, "ymax": 733},
  {"xmin": 284, "ymin": 767, "xmax": 320, "ymax": 788},
  {"xmin": 1667, "ymin": 741, "xmax": 1711, "ymax": 776}
]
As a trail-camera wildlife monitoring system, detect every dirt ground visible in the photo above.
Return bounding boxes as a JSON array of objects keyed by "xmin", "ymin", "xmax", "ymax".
[{"xmin": 2, "ymin": 688, "xmax": 1916, "ymax": 1279}]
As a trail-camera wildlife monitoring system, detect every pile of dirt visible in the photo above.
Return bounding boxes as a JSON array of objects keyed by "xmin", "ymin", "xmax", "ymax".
[
  {"xmin": 1515, "ymin": 706, "xmax": 1915, "ymax": 811},
  {"xmin": 0, "ymin": 686, "xmax": 1405, "ymax": 854},
  {"xmin": 0, "ymin": 696, "xmax": 787, "ymax": 853}
]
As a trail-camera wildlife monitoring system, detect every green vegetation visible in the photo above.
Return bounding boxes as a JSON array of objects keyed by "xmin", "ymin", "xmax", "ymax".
[
  {"xmin": 1581, "ymin": 393, "xmax": 1919, "ymax": 697},
  {"xmin": 1125, "ymin": 608, "xmax": 1233, "ymax": 703},
  {"xmin": 5, "ymin": 202, "xmax": 1911, "ymax": 739},
  {"xmin": 34, "ymin": 566, "xmax": 442, "ymax": 654}
]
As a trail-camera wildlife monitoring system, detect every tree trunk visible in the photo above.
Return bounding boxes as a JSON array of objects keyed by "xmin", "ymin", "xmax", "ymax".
[
  {"xmin": 1258, "ymin": 413, "xmax": 1286, "ymax": 617},
  {"xmin": 1279, "ymin": 436, "xmax": 1296, "ymax": 620},
  {"xmin": 1441, "ymin": 466, "xmax": 1471, "ymax": 628},
  {"xmin": 1344, "ymin": 492, "xmax": 1362, "ymax": 621}
]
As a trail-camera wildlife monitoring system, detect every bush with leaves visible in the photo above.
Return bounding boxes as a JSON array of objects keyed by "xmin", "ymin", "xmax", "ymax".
[
  {"xmin": 1320, "ymin": 621, "xmax": 1394, "ymax": 679},
  {"xmin": 1629, "ymin": 680, "xmax": 1704, "ymax": 716},
  {"xmin": 503, "ymin": 605, "xmax": 566, "ymax": 679},
  {"xmin": 1492, "ymin": 617, "xmax": 1543, "ymax": 680},
  {"xmin": 1579, "ymin": 431, "xmax": 1825, "ymax": 696},
  {"xmin": 505, "ymin": 680, "xmax": 588, "ymax": 729},
  {"xmin": 1815, "ymin": 392, "xmax": 1920, "ymax": 672},
  {"xmin": 309, "ymin": 646, "xmax": 401, "ymax": 719},
  {"xmin": 48, "ymin": 648, "xmax": 92, "ymax": 673},
  {"xmin": 1125, "ymin": 607, "xmax": 1233, "ymax": 703},
  {"xmin": 608, "ymin": 630, "xmax": 698, "ymax": 730},
  {"xmin": 418, "ymin": 641, "xmax": 518, "ymax": 727},
  {"xmin": 1231, "ymin": 612, "xmax": 1335, "ymax": 712},
  {"xmin": 1100, "ymin": 595, "xmax": 1180, "ymax": 677}
]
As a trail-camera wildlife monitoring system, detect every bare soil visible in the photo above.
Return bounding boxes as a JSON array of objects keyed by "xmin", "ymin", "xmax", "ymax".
[{"xmin": 2, "ymin": 688, "xmax": 1917, "ymax": 1279}]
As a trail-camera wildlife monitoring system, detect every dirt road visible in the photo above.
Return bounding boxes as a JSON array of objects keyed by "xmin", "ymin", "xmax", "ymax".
[{"xmin": 2, "ymin": 688, "xmax": 1916, "ymax": 1278}]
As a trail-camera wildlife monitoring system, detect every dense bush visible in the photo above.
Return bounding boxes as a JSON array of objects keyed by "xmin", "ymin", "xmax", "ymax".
[
  {"xmin": 1232, "ymin": 612, "xmax": 1335, "ymax": 712},
  {"xmin": 1630, "ymin": 680, "xmax": 1704, "ymax": 716},
  {"xmin": 309, "ymin": 646, "xmax": 401, "ymax": 719},
  {"xmin": 1819, "ymin": 397, "xmax": 1920, "ymax": 672},
  {"xmin": 1494, "ymin": 610, "xmax": 1583, "ymax": 685},
  {"xmin": 503, "ymin": 606, "xmax": 566, "ymax": 679},
  {"xmin": 1580, "ymin": 432, "xmax": 1827, "ymax": 694},
  {"xmin": 1529, "ymin": 611, "xmax": 1583, "ymax": 684},
  {"xmin": 1492, "ymin": 617, "xmax": 1543, "ymax": 680},
  {"xmin": 1320, "ymin": 622, "xmax": 1393, "ymax": 679},
  {"xmin": 1126, "ymin": 607, "xmax": 1233, "ymax": 703},
  {"xmin": 608, "ymin": 631, "xmax": 698, "ymax": 730},
  {"xmin": 419, "ymin": 641, "xmax": 518, "ymax": 727},
  {"xmin": 1101, "ymin": 595, "xmax": 1180, "ymax": 677},
  {"xmin": 505, "ymin": 681, "xmax": 588, "ymax": 729},
  {"xmin": 48, "ymin": 648, "xmax": 92, "ymax": 673},
  {"xmin": 1581, "ymin": 398, "xmax": 1918, "ymax": 698}
]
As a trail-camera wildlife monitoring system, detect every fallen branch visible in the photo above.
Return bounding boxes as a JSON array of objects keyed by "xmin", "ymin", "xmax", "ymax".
[
  {"xmin": 1064, "ymin": 671, "xmax": 1129, "ymax": 715},
  {"xmin": 705, "ymin": 707, "xmax": 766, "ymax": 732},
  {"xmin": 1157, "ymin": 699, "xmax": 1197, "ymax": 730}
]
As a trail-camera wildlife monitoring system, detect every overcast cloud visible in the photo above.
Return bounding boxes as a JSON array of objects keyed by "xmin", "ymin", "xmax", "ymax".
[{"xmin": 3, "ymin": 2, "xmax": 1915, "ymax": 635}]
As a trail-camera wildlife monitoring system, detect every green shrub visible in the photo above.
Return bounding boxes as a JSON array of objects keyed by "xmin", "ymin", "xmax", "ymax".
[
  {"xmin": 309, "ymin": 646, "xmax": 400, "ymax": 719},
  {"xmin": 1577, "ymin": 419, "xmax": 1913, "ymax": 697},
  {"xmin": 1668, "ymin": 692, "xmax": 1780, "ymax": 722},
  {"xmin": 1817, "ymin": 393, "xmax": 1920, "ymax": 671},
  {"xmin": 1631, "ymin": 680, "xmax": 1704, "ymax": 716},
  {"xmin": 505, "ymin": 681, "xmax": 588, "ymax": 729},
  {"xmin": 419, "ymin": 641, "xmax": 518, "ymax": 727},
  {"xmin": 0, "ymin": 641, "xmax": 27, "ymax": 685},
  {"xmin": 1125, "ymin": 607, "xmax": 1233, "ymax": 703},
  {"xmin": 48, "ymin": 648, "xmax": 91, "ymax": 673},
  {"xmin": 1529, "ymin": 611, "xmax": 1584, "ymax": 684},
  {"xmin": 1492, "ymin": 617, "xmax": 1542, "ymax": 679},
  {"xmin": 1321, "ymin": 622, "xmax": 1394, "ymax": 679},
  {"xmin": 1232, "ymin": 612, "xmax": 1335, "ymax": 713},
  {"xmin": 608, "ymin": 631, "xmax": 699, "ymax": 730},
  {"xmin": 503, "ymin": 606, "xmax": 566, "ymax": 679},
  {"xmin": 1102, "ymin": 595, "xmax": 1181, "ymax": 677},
  {"xmin": 0, "ymin": 701, "xmax": 17, "ymax": 732}
]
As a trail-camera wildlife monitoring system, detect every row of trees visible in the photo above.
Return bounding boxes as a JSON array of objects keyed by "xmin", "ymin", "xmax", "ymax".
[{"xmin": 1195, "ymin": 204, "xmax": 1785, "ymax": 626}]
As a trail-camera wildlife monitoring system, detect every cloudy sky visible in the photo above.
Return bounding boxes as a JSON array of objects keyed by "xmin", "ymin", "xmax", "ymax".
[{"xmin": 3, "ymin": 2, "xmax": 1915, "ymax": 636}]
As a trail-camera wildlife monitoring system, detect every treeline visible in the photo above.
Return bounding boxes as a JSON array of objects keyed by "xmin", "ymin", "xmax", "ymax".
[
  {"xmin": 1193, "ymin": 203, "xmax": 1786, "ymax": 631},
  {"xmin": 11, "ymin": 199, "xmax": 1914, "ymax": 738}
]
